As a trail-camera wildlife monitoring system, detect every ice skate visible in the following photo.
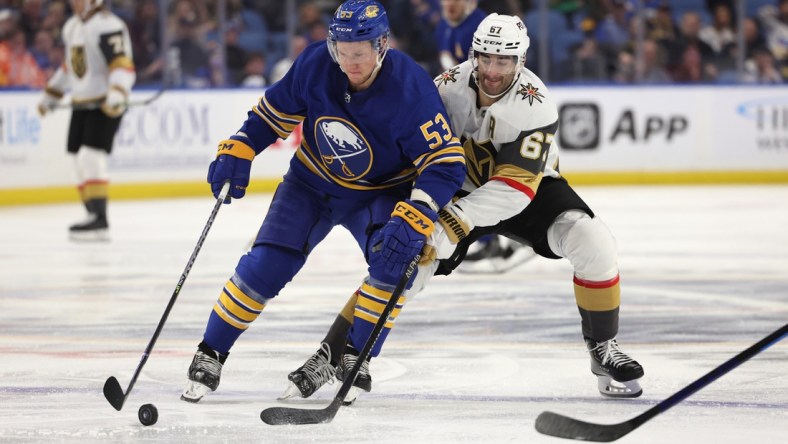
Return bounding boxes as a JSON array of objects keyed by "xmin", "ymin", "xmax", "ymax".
[
  {"xmin": 335, "ymin": 345, "xmax": 372, "ymax": 406},
  {"xmin": 279, "ymin": 342, "xmax": 336, "ymax": 400},
  {"xmin": 181, "ymin": 341, "xmax": 228, "ymax": 403},
  {"xmin": 585, "ymin": 337, "xmax": 644, "ymax": 398},
  {"xmin": 457, "ymin": 236, "xmax": 535, "ymax": 274},
  {"xmin": 68, "ymin": 214, "xmax": 109, "ymax": 242}
]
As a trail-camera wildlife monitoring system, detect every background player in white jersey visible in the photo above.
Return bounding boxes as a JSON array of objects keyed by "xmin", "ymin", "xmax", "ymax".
[
  {"xmin": 38, "ymin": 0, "xmax": 135, "ymax": 241},
  {"xmin": 285, "ymin": 13, "xmax": 644, "ymax": 403}
]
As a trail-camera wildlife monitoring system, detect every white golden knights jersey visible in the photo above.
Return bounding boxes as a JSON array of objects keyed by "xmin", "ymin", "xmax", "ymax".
[
  {"xmin": 434, "ymin": 60, "xmax": 560, "ymax": 228},
  {"xmin": 46, "ymin": 8, "xmax": 135, "ymax": 103}
]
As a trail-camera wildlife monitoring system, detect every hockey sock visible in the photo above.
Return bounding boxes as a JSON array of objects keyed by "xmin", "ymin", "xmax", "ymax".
[
  {"xmin": 203, "ymin": 279, "xmax": 266, "ymax": 354},
  {"xmin": 574, "ymin": 274, "xmax": 620, "ymax": 341},
  {"xmin": 348, "ymin": 282, "xmax": 405, "ymax": 357},
  {"xmin": 321, "ymin": 291, "xmax": 358, "ymax": 365}
]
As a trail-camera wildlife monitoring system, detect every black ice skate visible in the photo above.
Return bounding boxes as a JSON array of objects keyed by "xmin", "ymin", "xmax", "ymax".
[
  {"xmin": 181, "ymin": 341, "xmax": 228, "ymax": 403},
  {"xmin": 335, "ymin": 344, "xmax": 372, "ymax": 406},
  {"xmin": 585, "ymin": 337, "xmax": 644, "ymax": 398},
  {"xmin": 279, "ymin": 342, "xmax": 336, "ymax": 400},
  {"xmin": 457, "ymin": 236, "xmax": 535, "ymax": 274},
  {"xmin": 68, "ymin": 214, "xmax": 109, "ymax": 242}
]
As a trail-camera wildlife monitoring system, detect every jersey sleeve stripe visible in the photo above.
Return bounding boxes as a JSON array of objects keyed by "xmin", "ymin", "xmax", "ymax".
[
  {"xmin": 252, "ymin": 106, "xmax": 290, "ymax": 139},
  {"xmin": 260, "ymin": 94, "xmax": 304, "ymax": 123},
  {"xmin": 490, "ymin": 175, "xmax": 536, "ymax": 200}
]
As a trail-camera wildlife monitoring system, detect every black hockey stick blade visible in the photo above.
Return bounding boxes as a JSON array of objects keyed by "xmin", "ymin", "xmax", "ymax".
[
  {"xmin": 535, "ymin": 322, "xmax": 788, "ymax": 441},
  {"xmin": 261, "ymin": 399, "xmax": 342, "ymax": 425},
  {"xmin": 103, "ymin": 376, "xmax": 125, "ymax": 411},
  {"xmin": 535, "ymin": 411, "xmax": 643, "ymax": 442},
  {"xmin": 261, "ymin": 255, "xmax": 422, "ymax": 425}
]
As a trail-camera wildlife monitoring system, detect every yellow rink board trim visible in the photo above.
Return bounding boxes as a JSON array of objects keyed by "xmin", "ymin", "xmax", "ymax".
[
  {"xmin": 0, "ymin": 179, "xmax": 283, "ymax": 207},
  {"xmin": 3, "ymin": 171, "xmax": 788, "ymax": 207}
]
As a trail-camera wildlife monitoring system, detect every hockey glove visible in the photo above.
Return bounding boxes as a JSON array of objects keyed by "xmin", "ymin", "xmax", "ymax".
[
  {"xmin": 369, "ymin": 200, "xmax": 438, "ymax": 283},
  {"xmin": 432, "ymin": 203, "xmax": 474, "ymax": 259},
  {"xmin": 207, "ymin": 139, "xmax": 255, "ymax": 202},
  {"xmin": 101, "ymin": 86, "xmax": 128, "ymax": 118},
  {"xmin": 37, "ymin": 88, "xmax": 63, "ymax": 116}
]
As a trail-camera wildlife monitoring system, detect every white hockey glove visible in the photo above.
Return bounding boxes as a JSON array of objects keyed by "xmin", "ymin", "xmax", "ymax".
[
  {"xmin": 424, "ymin": 204, "xmax": 474, "ymax": 263},
  {"xmin": 37, "ymin": 89, "xmax": 62, "ymax": 116},
  {"xmin": 101, "ymin": 87, "xmax": 128, "ymax": 118}
]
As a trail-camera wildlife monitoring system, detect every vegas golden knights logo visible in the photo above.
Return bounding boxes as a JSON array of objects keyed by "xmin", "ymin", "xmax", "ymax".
[{"xmin": 71, "ymin": 46, "xmax": 87, "ymax": 78}]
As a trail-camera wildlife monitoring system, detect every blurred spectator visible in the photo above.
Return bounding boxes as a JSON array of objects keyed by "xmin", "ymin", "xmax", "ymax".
[
  {"xmin": 240, "ymin": 52, "xmax": 266, "ymax": 88},
  {"xmin": 615, "ymin": 38, "xmax": 670, "ymax": 84},
  {"xmin": 758, "ymin": 0, "xmax": 788, "ymax": 64},
  {"xmin": 168, "ymin": 0, "xmax": 215, "ymax": 87},
  {"xmin": 222, "ymin": 23, "xmax": 243, "ymax": 85},
  {"xmin": 646, "ymin": 2, "xmax": 677, "ymax": 45},
  {"xmin": 0, "ymin": 25, "xmax": 46, "ymax": 87},
  {"xmin": 269, "ymin": 33, "xmax": 307, "ymax": 84},
  {"xmin": 594, "ymin": 0, "xmax": 632, "ymax": 56},
  {"xmin": 30, "ymin": 28, "xmax": 54, "ymax": 73},
  {"xmin": 434, "ymin": 0, "xmax": 486, "ymax": 71},
  {"xmin": 665, "ymin": 11, "xmax": 717, "ymax": 81},
  {"xmin": 129, "ymin": 0, "xmax": 161, "ymax": 85},
  {"xmin": 571, "ymin": 36, "xmax": 607, "ymax": 81},
  {"xmin": 742, "ymin": 46, "xmax": 783, "ymax": 84},
  {"xmin": 699, "ymin": 3, "xmax": 735, "ymax": 54},
  {"xmin": 41, "ymin": 0, "xmax": 67, "ymax": 40},
  {"xmin": 387, "ymin": 0, "xmax": 441, "ymax": 75},
  {"xmin": 297, "ymin": 2, "xmax": 329, "ymax": 44},
  {"xmin": 19, "ymin": 0, "xmax": 44, "ymax": 45},
  {"xmin": 638, "ymin": 38, "xmax": 671, "ymax": 83}
]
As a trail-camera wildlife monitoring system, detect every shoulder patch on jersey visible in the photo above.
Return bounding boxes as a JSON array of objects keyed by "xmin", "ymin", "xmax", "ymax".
[
  {"xmin": 436, "ymin": 67, "xmax": 460, "ymax": 86},
  {"xmin": 517, "ymin": 83, "xmax": 544, "ymax": 106}
]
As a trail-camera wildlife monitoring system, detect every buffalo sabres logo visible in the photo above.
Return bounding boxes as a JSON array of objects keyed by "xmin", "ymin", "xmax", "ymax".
[
  {"xmin": 365, "ymin": 5, "xmax": 379, "ymax": 18},
  {"xmin": 315, "ymin": 117, "xmax": 373, "ymax": 180},
  {"xmin": 517, "ymin": 83, "xmax": 544, "ymax": 106},
  {"xmin": 436, "ymin": 67, "xmax": 459, "ymax": 86}
]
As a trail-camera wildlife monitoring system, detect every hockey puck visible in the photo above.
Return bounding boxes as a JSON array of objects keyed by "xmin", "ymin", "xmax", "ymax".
[{"xmin": 138, "ymin": 403, "xmax": 158, "ymax": 426}]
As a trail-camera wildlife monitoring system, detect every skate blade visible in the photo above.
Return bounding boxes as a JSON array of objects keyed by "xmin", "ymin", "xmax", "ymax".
[
  {"xmin": 596, "ymin": 375, "xmax": 642, "ymax": 398},
  {"xmin": 69, "ymin": 229, "xmax": 110, "ymax": 242},
  {"xmin": 180, "ymin": 381, "xmax": 211, "ymax": 403},
  {"xmin": 340, "ymin": 386, "xmax": 362, "ymax": 406},
  {"xmin": 277, "ymin": 382, "xmax": 303, "ymax": 401}
]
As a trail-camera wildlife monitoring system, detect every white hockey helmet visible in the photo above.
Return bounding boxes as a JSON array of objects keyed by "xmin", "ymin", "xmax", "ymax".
[{"xmin": 471, "ymin": 13, "xmax": 529, "ymax": 67}]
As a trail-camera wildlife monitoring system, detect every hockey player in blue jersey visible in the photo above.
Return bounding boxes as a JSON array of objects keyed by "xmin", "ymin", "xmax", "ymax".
[{"xmin": 181, "ymin": 0, "xmax": 466, "ymax": 403}]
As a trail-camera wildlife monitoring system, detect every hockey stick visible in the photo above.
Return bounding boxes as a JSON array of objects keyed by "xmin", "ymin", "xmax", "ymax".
[
  {"xmin": 103, "ymin": 181, "xmax": 231, "ymax": 411},
  {"xmin": 260, "ymin": 253, "xmax": 422, "ymax": 425},
  {"xmin": 535, "ymin": 322, "xmax": 788, "ymax": 442},
  {"xmin": 55, "ymin": 88, "xmax": 166, "ymax": 111}
]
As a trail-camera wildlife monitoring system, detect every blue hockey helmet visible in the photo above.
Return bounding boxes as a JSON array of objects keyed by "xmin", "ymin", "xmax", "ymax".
[{"xmin": 327, "ymin": 1, "xmax": 390, "ymax": 65}]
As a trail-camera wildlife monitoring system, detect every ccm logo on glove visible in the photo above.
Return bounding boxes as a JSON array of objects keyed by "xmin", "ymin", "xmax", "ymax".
[
  {"xmin": 392, "ymin": 201, "xmax": 435, "ymax": 236},
  {"xmin": 217, "ymin": 140, "xmax": 255, "ymax": 160}
]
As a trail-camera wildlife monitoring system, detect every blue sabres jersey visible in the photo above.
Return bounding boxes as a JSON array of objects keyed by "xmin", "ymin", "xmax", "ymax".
[
  {"xmin": 435, "ymin": 8, "xmax": 486, "ymax": 64},
  {"xmin": 232, "ymin": 41, "xmax": 466, "ymax": 209}
]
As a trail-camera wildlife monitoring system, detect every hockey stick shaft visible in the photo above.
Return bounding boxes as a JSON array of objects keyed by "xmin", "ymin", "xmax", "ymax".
[
  {"xmin": 535, "ymin": 322, "xmax": 788, "ymax": 442},
  {"xmin": 56, "ymin": 88, "xmax": 166, "ymax": 111},
  {"xmin": 103, "ymin": 181, "xmax": 231, "ymax": 411},
  {"xmin": 260, "ymin": 254, "xmax": 422, "ymax": 425}
]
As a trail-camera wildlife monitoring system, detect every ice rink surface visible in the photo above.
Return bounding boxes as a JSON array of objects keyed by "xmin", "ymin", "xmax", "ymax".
[{"xmin": 1, "ymin": 185, "xmax": 786, "ymax": 443}]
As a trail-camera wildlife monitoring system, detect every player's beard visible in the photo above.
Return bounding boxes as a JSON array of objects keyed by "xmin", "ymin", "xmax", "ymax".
[{"xmin": 478, "ymin": 70, "xmax": 518, "ymax": 99}]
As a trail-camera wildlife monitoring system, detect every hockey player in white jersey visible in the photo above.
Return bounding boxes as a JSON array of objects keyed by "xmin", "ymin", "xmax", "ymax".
[
  {"xmin": 38, "ymin": 0, "xmax": 135, "ymax": 241},
  {"xmin": 284, "ymin": 13, "xmax": 644, "ymax": 403}
]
